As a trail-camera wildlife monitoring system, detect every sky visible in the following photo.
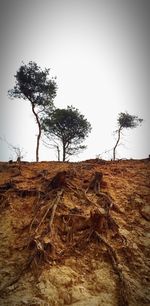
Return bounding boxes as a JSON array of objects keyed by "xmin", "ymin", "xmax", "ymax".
[{"xmin": 0, "ymin": 0, "xmax": 149, "ymax": 161}]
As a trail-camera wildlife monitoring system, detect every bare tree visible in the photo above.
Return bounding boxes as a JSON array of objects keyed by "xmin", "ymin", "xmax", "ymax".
[
  {"xmin": 42, "ymin": 137, "xmax": 60, "ymax": 161},
  {"xmin": 0, "ymin": 137, "xmax": 26, "ymax": 161}
]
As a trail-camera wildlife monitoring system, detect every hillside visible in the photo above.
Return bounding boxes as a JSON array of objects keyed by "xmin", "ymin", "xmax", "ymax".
[{"xmin": 0, "ymin": 159, "xmax": 150, "ymax": 306}]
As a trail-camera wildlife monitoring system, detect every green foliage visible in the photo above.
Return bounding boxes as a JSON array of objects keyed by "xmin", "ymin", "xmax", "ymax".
[
  {"xmin": 8, "ymin": 61, "xmax": 57, "ymax": 109},
  {"xmin": 42, "ymin": 106, "xmax": 92, "ymax": 161},
  {"xmin": 8, "ymin": 61, "xmax": 57, "ymax": 161},
  {"xmin": 118, "ymin": 112, "xmax": 143, "ymax": 129},
  {"xmin": 113, "ymin": 112, "xmax": 143, "ymax": 160}
]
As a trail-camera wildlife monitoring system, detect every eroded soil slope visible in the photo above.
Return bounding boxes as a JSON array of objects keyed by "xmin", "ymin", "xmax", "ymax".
[{"xmin": 0, "ymin": 159, "xmax": 149, "ymax": 306}]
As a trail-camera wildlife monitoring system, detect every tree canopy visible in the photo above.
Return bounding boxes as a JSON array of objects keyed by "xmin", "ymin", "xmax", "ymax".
[
  {"xmin": 8, "ymin": 61, "xmax": 57, "ymax": 161},
  {"xmin": 117, "ymin": 112, "xmax": 143, "ymax": 129},
  {"xmin": 42, "ymin": 106, "xmax": 92, "ymax": 161},
  {"xmin": 113, "ymin": 112, "xmax": 143, "ymax": 160},
  {"xmin": 8, "ymin": 61, "xmax": 57, "ymax": 107}
]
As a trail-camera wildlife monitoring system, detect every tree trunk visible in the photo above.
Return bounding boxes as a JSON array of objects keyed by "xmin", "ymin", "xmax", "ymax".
[
  {"xmin": 62, "ymin": 143, "xmax": 66, "ymax": 162},
  {"xmin": 56, "ymin": 145, "xmax": 60, "ymax": 161},
  {"xmin": 113, "ymin": 127, "xmax": 122, "ymax": 160},
  {"xmin": 31, "ymin": 103, "xmax": 41, "ymax": 162}
]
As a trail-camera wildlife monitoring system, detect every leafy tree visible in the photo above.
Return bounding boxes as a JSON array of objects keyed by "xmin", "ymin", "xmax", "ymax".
[
  {"xmin": 8, "ymin": 61, "xmax": 57, "ymax": 162},
  {"xmin": 113, "ymin": 112, "xmax": 143, "ymax": 160},
  {"xmin": 42, "ymin": 106, "xmax": 92, "ymax": 161}
]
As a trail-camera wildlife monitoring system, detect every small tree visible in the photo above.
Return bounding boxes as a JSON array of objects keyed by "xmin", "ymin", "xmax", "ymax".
[
  {"xmin": 0, "ymin": 137, "xmax": 26, "ymax": 161},
  {"xmin": 8, "ymin": 145, "xmax": 25, "ymax": 162},
  {"xmin": 113, "ymin": 112, "xmax": 143, "ymax": 160},
  {"xmin": 8, "ymin": 61, "xmax": 57, "ymax": 162},
  {"xmin": 42, "ymin": 106, "xmax": 92, "ymax": 161},
  {"xmin": 42, "ymin": 137, "xmax": 61, "ymax": 161}
]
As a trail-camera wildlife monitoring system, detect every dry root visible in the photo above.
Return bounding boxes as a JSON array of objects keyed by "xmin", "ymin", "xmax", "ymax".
[
  {"xmin": 95, "ymin": 232, "xmax": 129, "ymax": 306},
  {"xmin": 0, "ymin": 170, "xmax": 131, "ymax": 305}
]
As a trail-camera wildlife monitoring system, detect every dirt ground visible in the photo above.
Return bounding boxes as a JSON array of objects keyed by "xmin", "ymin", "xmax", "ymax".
[{"xmin": 0, "ymin": 158, "xmax": 149, "ymax": 306}]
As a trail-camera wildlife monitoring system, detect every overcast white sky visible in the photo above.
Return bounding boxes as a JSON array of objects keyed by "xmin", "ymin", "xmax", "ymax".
[{"xmin": 0, "ymin": 0, "xmax": 149, "ymax": 161}]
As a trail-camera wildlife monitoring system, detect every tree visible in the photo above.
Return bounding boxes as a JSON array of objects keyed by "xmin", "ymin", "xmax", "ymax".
[
  {"xmin": 42, "ymin": 106, "xmax": 92, "ymax": 161},
  {"xmin": 8, "ymin": 61, "xmax": 57, "ymax": 162},
  {"xmin": 0, "ymin": 136, "xmax": 26, "ymax": 161},
  {"xmin": 42, "ymin": 137, "xmax": 61, "ymax": 161},
  {"xmin": 113, "ymin": 112, "xmax": 143, "ymax": 160}
]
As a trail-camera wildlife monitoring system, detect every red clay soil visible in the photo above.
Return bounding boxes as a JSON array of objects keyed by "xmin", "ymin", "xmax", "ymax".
[{"xmin": 0, "ymin": 159, "xmax": 149, "ymax": 306}]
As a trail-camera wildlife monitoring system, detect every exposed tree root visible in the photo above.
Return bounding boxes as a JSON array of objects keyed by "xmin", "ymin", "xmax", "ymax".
[
  {"xmin": 95, "ymin": 231, "xmax": 129, "ymax": 306},
  {"xmin": 15, "ymin": 188, "xmax": 44, "ymax": 198},
  {"xmin": 0, "ymin": 170, "xmax": 132, "ymax": 304},
  {"xmin": 49, "ymin": 189, "xmax": 64, "ymax": 231},
  {"xmin": 30, "ymin": 189, "xmax": 64, "ymax": 234}
]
